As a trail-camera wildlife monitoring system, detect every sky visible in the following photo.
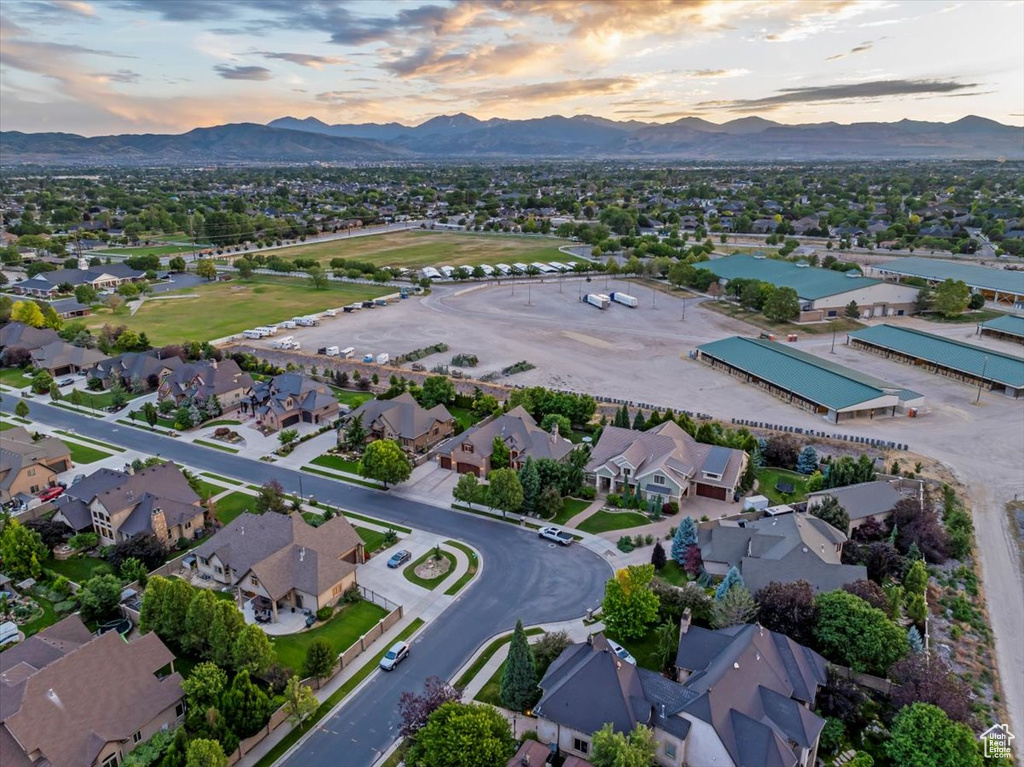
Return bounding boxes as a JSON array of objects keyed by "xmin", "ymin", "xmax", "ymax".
[{"xmin": 1, "ymin": 0, "xmax": 1022, "ymax": 136}]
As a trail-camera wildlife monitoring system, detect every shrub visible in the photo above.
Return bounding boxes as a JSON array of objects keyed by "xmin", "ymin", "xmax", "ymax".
[
  {"xmin": 578, "ymin": 486, "xmax": 597, "ymax": 500},
  {"xmin": 616, "ymin": 536, "xmax": 635, "ymax": 553},
  {"xmin": 633, "ymin": 534, "xmax": 645, "ymax": 548},
  {"xmin": 606, "ymin": 493, "xmax": 621, "ymax": 507},
  {"xmin": 662, "ymin": 501, "xmax": 679, "ymax": 515},
  {"xmin": 68, "ymin": 532, "xmax": 99, "ymax": 550},
  {"xmin": 316, "ymin": 605, "xmax": 334, "ymax": 622},
  {"xmin": 644, "ymin": 534, "xmax": 655, "ymax": 546}
]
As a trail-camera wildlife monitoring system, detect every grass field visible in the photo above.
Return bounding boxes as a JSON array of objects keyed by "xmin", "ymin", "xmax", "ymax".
[
  {"xmin": 548, "ymin": 497, "xmax": 593, "ymax": 526},
  {"xmin": 270, "ymin": 600, "xmax": 387, "ymax": 674},
  {"xmin": 45, "ymin": 555, "xmax": 109, "ymax": 584},
  {"xmin": 354, "ymin": 525, "xmax": 388, "ymax": 553},
  {"xmin": 311, "ymin": 453, "xmax": 362, "ymax": 474},
  {"xmin": 66, "ymin": 441, "xmax": 113, "ymax": 464},
  {"xmin": 331, "ymin": 388, "xmax": 374, "ymax": 408},
  {"xmin": 0, "ymin": 368, "xmax": 33, "ymax": 388},
  {"xmin": 93, "ymin": 244, "xmax": 197, "ymax": 257},
  {"xmin": 577, "ymin": 510, "xmax": 650, "ymax": 534},
  {"xmin": 755, "ymin": 467, "xmax": 810, "ymax": 504},
  {"xmin": 213, "ymin": 492, "xmax": 255, "ymax": 525},
  {"xmin": 84, "ymin": 276, "xmax": 390, "ymax": 344},
  {"xmin": 270, "ymin": 231, "xmax": 573, "ymax": 270}
]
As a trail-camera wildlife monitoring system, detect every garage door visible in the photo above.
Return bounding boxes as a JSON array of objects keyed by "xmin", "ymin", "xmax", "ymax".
[
  {"xmin": 281, "ymin": 414, "xmax": 301, "ymax": 428},
  {"xmin": 695, "ymin": 484, "xmax": 727, "ymax": 500},
  {"xmin": 456, "ymin": 462, "xmax": 480, "ymax": 476},
  {"xmin": 439, "ymin": 456, "xmax": 452, "ymax": 470}
]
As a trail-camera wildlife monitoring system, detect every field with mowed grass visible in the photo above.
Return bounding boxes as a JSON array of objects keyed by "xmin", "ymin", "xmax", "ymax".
[
  {"xmin": 85, "ymin": 276, "xmax": 390, "ymax": 344},
  {"xmin": 272, "ymin": 230, "xmax": 574, "ymax": 270},
  {"xmin": 93, "ymin": 244, "xmax": 199, "ymax": 257}
]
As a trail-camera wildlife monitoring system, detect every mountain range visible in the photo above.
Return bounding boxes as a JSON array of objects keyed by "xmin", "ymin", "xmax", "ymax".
[{"xmin": 2, "ymin": 113, "xmax": 1021, "ymax": 165}]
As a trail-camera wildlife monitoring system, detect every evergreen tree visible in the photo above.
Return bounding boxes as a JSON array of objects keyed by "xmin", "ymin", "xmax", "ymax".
[
  {"xmin": 796, "ymin": 445, "xmax": 819, "ymax": 475},
  {"xmin": 672, "ymin": 517, "xmax": 697, "ymax": 563},
  {"xmin": 615, "ymin": 404, "xmax": 630, "ymax": 428},
  {"xmin": 650, "ymin": 541, "xmax": 666, "ymax": 571},
  {"xmin": 907, "ymin": 625, "xmax": 925, "ymax": 653},
  {"xmin": 631, "ymin": 409, "xmax": 646, "ymax": 430},
  {"xmin": 344, "ymin": 413, "xmax": 366, "ymax": 449},
  {"xmin": 183, "ymin": 588, "xmax": 216, "ymax": 657},
  {"xmin": 715, "ymin": 566, "xmax": 744, "ymax": 601},
  {"xmin": 518, "ymin": 457, "xmax": 540, "ymax": 515},
  {"xmin": 220, "ymin": 670, "xmax": 270, "ymax": 738},
  {"xmin": 490, "ymin": 436, "xmax": 511, "ymax": 470},
  {"xmin": 500, "ymin": 620, "xmax": 538, "ymax": 711},
  {"xmin": 232, "ymin": 623, "xmax": 275, "ymax": 675},
  {"xmin": 207, "ymin": 600, "xmax": 245, "ymax": 667},
  {"xmin": 712, "ymin": 583, "xmax": 757, "ymax": 628},
  {"xmin": 303, "ymin": 638, "xmax": 336, "ymax": 682}
]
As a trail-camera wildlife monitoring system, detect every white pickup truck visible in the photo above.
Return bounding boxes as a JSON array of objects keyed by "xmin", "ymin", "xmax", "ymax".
[{"xmin": 538, "ymin": 527, "xmax": 574, "ymax": 546}]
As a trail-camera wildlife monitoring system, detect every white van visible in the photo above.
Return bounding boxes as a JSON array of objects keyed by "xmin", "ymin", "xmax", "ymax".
[{"xmin": 340, "ymin": 347, "xmax": 355, "ymax": 359}]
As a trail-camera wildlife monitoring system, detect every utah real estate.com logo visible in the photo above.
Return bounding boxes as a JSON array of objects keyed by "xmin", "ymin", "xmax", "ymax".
[{"xmin": 980, "ymin": 723, "xmax": 1014, "ymax": 760}]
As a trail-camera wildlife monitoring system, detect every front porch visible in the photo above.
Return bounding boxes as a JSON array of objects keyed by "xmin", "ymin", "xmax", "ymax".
[{"xmin": 242, "ymin": 595, "xmax": 310, "ymax": 636}]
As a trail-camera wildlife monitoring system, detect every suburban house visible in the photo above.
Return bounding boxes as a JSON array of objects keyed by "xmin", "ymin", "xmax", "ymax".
[
  {"xmin": 30, "ymin": 341, "xmax": 108, "ymax": 378},
  {"xmin": 157, "ymin": 358, "xmax": 254, "ymax": 413},
  {"xmin": 251, "ymin": 372, "xmax": 340, "ymax": 432},
  {"xmin": 0, "ymin": 615, "xmax": 185, "ymax": 767},
  {"xmin": 192, "ymin": 511, "xmax": 364, "ymax": 623},
  {"xmin": 88, "ymin": 350, "xmax": 184, "ymax": 392},
  {"xmin": 0, "ymin": 427, "xmax": 72, "ymax": 503},
  {"xmin": 698, "ymin": 513, "xmax": 867, "ymax": 594},
  {"xmin": 533, "ymin": 624, "xmax": 826, "ymax": 767},
  {"xmin": 10, "ymin": 263, "xmax": 145, "ymax": 298},
  {"xmin": 345, "ymin": 392, "xmax": 455, "ymax": 453},
  {"xmin": 585, "ymin": 422, "xmax": 747, "ymax": 504},
  {"xmin": 437, "ymin": 406, "xmax": 573, "ymax": 476},
  {"xmin": 805, "ymin": 479, "xmax": 913, "ymax": 532},
  {"xmin": 507, "ymin": 741, "xmax": 591, "ymax": 767},
  {"xmin": 0, "ymin": 322, "xmax": 61, "ymax": 358},
  {"xmin": 79, "ymin": 462, "xmax": 206, "ymax": 548},
  {"xmin": 44, "ymin": 297, "xmax": 91, "ymax": 320},
  {"xmin": 52, "ymin": 468, "xmax": 129, "ymax": 533}
]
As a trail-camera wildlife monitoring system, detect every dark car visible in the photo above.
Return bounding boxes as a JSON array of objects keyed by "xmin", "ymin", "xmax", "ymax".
[{"xmin": 387, "ymin": 550, "xmax": 412, "ymax": 569}]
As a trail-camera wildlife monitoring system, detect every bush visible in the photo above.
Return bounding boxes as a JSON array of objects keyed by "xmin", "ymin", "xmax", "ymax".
[
  {"xmin": 578, "ymin": 486, "xmax": 597, "ymax": 500},
  {"xmin": 662, "ymin": 501, "xmax": 679, "ymax": 515},
  {"xmin": 316, "ymin": 605, "xmax": 334, "ymax": 622},
  {"xmin": 607, "ymin": 493, "xmax": 621, "ymax": 507},
  {"xmin": 54, "ymin": 599, "xmax": 78, "ymax": 615},
  {"xmin": 68, "ymin": 532, "xmax": 99, "ymax": 551},
  {"xmin": 616, "ymin": 536, "xmax": 635, "ymax": 553}
]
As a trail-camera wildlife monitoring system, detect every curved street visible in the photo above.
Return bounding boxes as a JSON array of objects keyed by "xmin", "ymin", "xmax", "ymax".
[{"xmin": 6, "ymin": 398, "xmax": 611, "ymax": 767}]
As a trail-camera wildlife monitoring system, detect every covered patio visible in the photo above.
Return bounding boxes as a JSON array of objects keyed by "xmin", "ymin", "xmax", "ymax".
[{"xmin": 241, "ymin": 595, "xmax": 310, "ymax": 636}]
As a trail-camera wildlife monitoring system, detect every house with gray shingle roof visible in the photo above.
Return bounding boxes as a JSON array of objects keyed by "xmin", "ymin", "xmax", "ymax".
[
  {"xmin": 251, "ymin": 372, "xmax": 339, "ymax": 432},
  {"xmin": 52, "ymin": 468, "xmax": 129, "ymax": 532},
  {"xmin": 698, "ymin": 513, "xmax": 866, "ymax": 594},
  {"xmin": 88, "ymin": 350, "xmax": 184, "ymax": 392},
  {"xmin": 346, "ymin": 392, "xmax": 454, "ymax": 453},
  {"xmin": 0, "ymin": 322, "xmax": 60, "ymax": 356},
  {"xmin": 192, "ymin": 512, "xmax": 363, "ymax": 624},
  {"xmin": 157, "ymin": 359, "xmax": 254, "ymax": 413},
  {"xmin": 533, "ymin": 625, "xmax": 827, "ymax": 767},
  {"xmin": 586, "ymin": 421, "xmax": 746, "ymax": 505},
  {"xmin": 30, "ymin": 340, "xmax": 108, "ymax": 377},
  {"xmin": 437, "ymin": 406, "xmax": 573, "ymax": 476},
  {"xmin": 805, "ymin": 479, "xmax": 909, "ymax": 532}
]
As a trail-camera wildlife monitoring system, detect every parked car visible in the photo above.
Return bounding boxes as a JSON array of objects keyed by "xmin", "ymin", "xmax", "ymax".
[
  {"xmin": 387, "ymin": 550, "xmax": 412, "ymax": 569},
  {"xmin": 57, "ymin": 377, "xmax": 75, "ymax": 387},
  {"xmin": 538, "ymin": 527, "xmax": 574, "ymax": 546},
  {"xmin": 379, "ymin": 640, "xmax": 409, "ymax": 671},
  {"xmin": 37, "ymin": 486, "xmax": 65, "ymax": 503},
  {"xmin": 606, "ymin": 638, "xmax": 636, "ymax": 666}
]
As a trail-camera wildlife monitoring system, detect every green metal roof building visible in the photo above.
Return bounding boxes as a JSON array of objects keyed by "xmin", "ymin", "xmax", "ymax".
[
  {"xmin": 978, "ymin": 314, "xmax": 1024, "ymax": 344},
  {"xmin": 872, "ymin": 257, "xmax": 1024, "ymax": 305},
  {"xmin": 848, "ymin": 324, "xmax": 1024, "ymax": 398},
  {"xmin": 695, "ymin": 336, "xmax": 918, "ymax": 422}
]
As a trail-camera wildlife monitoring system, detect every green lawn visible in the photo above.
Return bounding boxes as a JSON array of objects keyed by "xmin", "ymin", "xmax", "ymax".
[
  {"xmin": 94, "ymin": 244, "xmax": 198, "ymax": 257},
  {"xmin": 443, "ymin": 540, "xmax": 479, "ymax": 596},
  {"xmin": 271, "ymin": 230, "xmax": 573, "ymax": 270},
  {"xmin": 448, "ymin": 406, "xmax": 483, "ymax": 431},
  {"xmin": 301, "ymin": 465, "xmax": 380, "ymax": 489},
  {"xmin": 604, "ymin": 629, "xmax": 672, "ymax": 673},
  {"xmin": 212, "ymin": 492, "xmax": 255, "ymax": 525},
  {"xmin": 549, "ymin": 497, "xmax": 593, "ymax": 526},
  {"xmin": 0, "ymin": 421, "xmax": 14, "ymax": 431},
  {"xmin": 331, "ymin": 388, "xmax": 374, "ymax": 408},
  {"xmin": 195, "ymin": 480, "xmax": 225, "ymax": 499},
  {"xmin": 0, "ymin": 368, "xmax": 32, "ymax": 388},
  {"xmin": 55, "ymin": 430, "xmax": 125, "ymax": 451},
  {"xmin": 577, "ymin": 510, "xmax": 650, "ymax": 534},
  {"xmin": 655, "ymin": 560, "xmax": 690, "ymax": 587},
  {"xmin": 342, "ymin": 510, "xmax": 411, "ymax": 534},
  {"xmin": 84, "ymin": 276, "xmax": 390, "ymax": 344},
  {"xmin": 756, "ymin": 467, "xmax": 809, "ymax": 505},
  {"xmin": 200, "ymin": 472, "xmax": 240, "ymax": 485},
  {"xmin": 45, "ymin": 556, "xmax": 110, "ymax": 584},
  {"xmin": 203, "ymin": 419, "xmax": 241, "ymax": 428},
  {"xmin": 474, "ymin": 661, "xmax": 505, "ymax": 707},
  {"xmin": 19, "ymin": 595, "xmax": 57, "ymax": 639},
  {"xmin": 402, "ymin": 549, "xmax": 457, "ymax": 590},
  {"xmin": 194, "ymin": 439, "xmax": 239, "ymax": 454},
  {"xmin": 355, "ymin": 526, "xmax": 388, "ymax": 554},
  {"xmin": 270, "ymin": 600, "xmax": 388, "ymax": 674},
  {"xmin": 311, "ymin": 453, "xmax": 362, "ymax": 474},
  {"xmin": 66, "ymin": 441, "xmax": 113, "ymax": 464}
]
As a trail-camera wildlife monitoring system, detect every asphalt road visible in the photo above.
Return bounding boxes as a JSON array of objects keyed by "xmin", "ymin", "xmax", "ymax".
[{"xmin": 10, "ymin": 398, "xmax": 611, "ymax": 767}]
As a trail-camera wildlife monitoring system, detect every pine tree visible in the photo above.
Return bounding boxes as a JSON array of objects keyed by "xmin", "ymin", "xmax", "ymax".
[
  {"xmin": 500, "ymin": 620, "xmax": 538, "ymax": 711},
  {"xmin": 303, "ymin": 638, "xmax": 336, "ymax": 682},
  {"xmin": 672, "ymin": 518, "xmax": 697, "ymax": 563},
  {"xmin": 650, "ymin": 541, "xmax": 666, "ymax": 571},
  {"xmin": 715, "ymin": 566, "xmax": 744, "ymax": 601},
  {"xmin": 796, "ymin": 445, "xmax": 819, "ymax": 475},
  {"xmin": 183, "ymin": 588, "xmax": 216, "ymax": 657},
  {"xmin": 615, "ymin": 405, "xmax": 630, "ymax": 428},
  {"xmin": 220, "ymin": 670, "xmax": 270, "ymax": 738},
  {"xmin": 632, "ymin": 409, "xmax": 646, "ymax": 430},
  {"xmin": 711, "ymin": 584, "xmax": 757, "ymax": 628},
  {"xmin": 907, "ymin": 625, "xmax": 925, "ymax": 653},
  {"xmin": 518, "ymin": 457, "xmax": 540, "ymax": 515}
]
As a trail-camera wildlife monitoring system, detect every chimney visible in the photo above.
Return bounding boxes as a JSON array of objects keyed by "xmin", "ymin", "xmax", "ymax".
[
  {"xmin": 587, "ymin": 634, "xmax": 593, "ymax": 646},
  {"xmin": 150, "ymin": 507, "xmax": 168, "ymax": 544},
  {"xmin": 679, "ymin": 607, "xmax": 692, "ymax": 637},
  {"xmin": 299, "ymin": 547, "xmax": 305, "ymax": 562}
]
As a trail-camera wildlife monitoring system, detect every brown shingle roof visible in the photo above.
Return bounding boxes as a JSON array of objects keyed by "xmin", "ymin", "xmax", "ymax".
[
  {"xmin": 440, "ymin": 406, "xmax": 573, "ymax": 463},
  {"xmin": 348, "ymin": 392, "xmax": 453, "ymax": 441},
  {"xmin": 1, "ymin": 427, "xmax": 71, "ymax": 495}
]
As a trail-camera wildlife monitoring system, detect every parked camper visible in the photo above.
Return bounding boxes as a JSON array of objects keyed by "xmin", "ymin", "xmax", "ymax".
[
  {"xmin": 495, "ymin": 263, "xmax": 512, "ymax": 275},
  {"xmin": 421, "ymin": 267, "xmax": 441, "ymax": 279},
  {"xmin": 376, "ymin": 353, "xmax": 390, "ymax": 365},
  {"xmin": 584, "ymin": 293, "xmax": 610, "ymax": 309},
  {"xmin": 363, "ymin": 354, "xmax": 374, "ymax": 363},
  {"xmin": 324, "ymin": 309, "xmax": 338, "ymax": 317},
  {"xmin": 340, "ymin": 347, "xmax": 355, "ymax": 359},
  {"xmin": 290, "ymin": 341, "xmax": 301, "ymax": 350},
  {"xmin": 325, "ymin": 346, "xmax": 340, "ymax": 357},
  {"xmin": 548, "ymin": 261, "xmax": 569, "ymax": 272},
  {"xmin": 531, "ymin": 262, "xmax": 555, "ymax": 273},
  {"xmin": 272, "ymin": 336, "xmax": 295, "ymax": 349},
  {"xmin": 610, "ymin": 292, "xmax": 639, "ymax": 308},
  {"xmin": 278, "ymin": 321, "xmax": 297, "ymax": 329},
  {"xmin": 255, "ymin": 326, "xmax": 277, "ymax": 336},
  {"xmin": 296, "ymin": 316, "xmax": 319, "ymax": 327},
  {"xmin": 374, "ymin": 298, "xmax": 388, "ymax": 307},
  {"xmin": 480, "ymin": 264, "xmax": 494, "ymax": 276},
  {"xmin": 242, "ymin": 329, "xmax": 264, "ymax": 339}
]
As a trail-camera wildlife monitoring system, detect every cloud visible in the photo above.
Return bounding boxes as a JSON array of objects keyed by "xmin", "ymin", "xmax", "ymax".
[
  {"xmin": 258, "ymin": 52, "xmax": 347, "ymax": 69},
  {"xmin": 96, "ymin": 68, "xmax": 141, "ymax": 84},
  {"xmin": 682, "ymin": 68, "xmax": 750, "ymax": 78},
  {"xmin": 472, "ymin": 77, "xmax": 638, "ymax": 105},
  {"xmin": 213, "ymin": 64, "xmax": 272, "ymax": 81},
  {"xmin": 382, "ymin": 41, "xmax": 556, "ymax": 81},
  {"xmin": 825, "ymin": 41, "xmax": 875, "ymax": 61},
  {"xmin": 698, "ymin": 78, "xmax": 981, "ymax": 112},
  {"xmin": 764, "ymin": 0, "xmax": 892, "ymax": 43},
  {"xmin": 106, "ymin": 0, "xmax": 234, "ymax": 21}
]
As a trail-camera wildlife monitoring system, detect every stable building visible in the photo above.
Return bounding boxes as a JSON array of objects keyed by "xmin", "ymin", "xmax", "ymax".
[
  {"xmin": 847, "ymin": 324, "xmax": 1024, "ymax": 399},
  {"xmin": 870, "ymin": 257, "xmax": 1024, "ymax": 308},
  {"xmin": 696, "ymin": 336, "xmax": 924, "ymax": 422},
  {"xmin": 704, "ymin": 255, "xmax": 919, "ymax": 322},
  {"xmin": 978, "ymin": 314, "xmax": 1024, "ymax": 345}
]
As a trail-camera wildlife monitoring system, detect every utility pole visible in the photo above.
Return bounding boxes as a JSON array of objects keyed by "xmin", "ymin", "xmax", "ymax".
[
  {"xmin": 975, "ymin": 355, "xmax": 989, "ymax": 405},
  {"xmin": 188, "ymin": 213, "xmax": 197, "ymax": 262},
  {"xmin": 830, "ymin": 323, "xmax": 838, "ymax": 354}
]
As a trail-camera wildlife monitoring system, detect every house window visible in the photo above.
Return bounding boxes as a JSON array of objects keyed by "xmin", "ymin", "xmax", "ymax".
[
  {"xmin": 215, "ymin": 566, "xmax": 223, "ymax": 575},
  {"xmin": 175, "ymin": 701, "xmax": 186, "ymax": 718},
  {"xmin": 826, "ymin": 310, "xmax": 838, "ymax": 318},
  {"xmin": 665, "ymin": 743, "xmax": 677, "ymax": 759},
  {"xmin": 27, "ymin": 468, "xmax": 36, "ymax": 477},
  {"xmin": 133, "ymin": 730, "xmax": 142, "ymax": 744},
  {"xmin": 185, "ymin": 521, "xmax": 191, "ymax": 530},
  {"xmin": 250, "ymin": 575, "xmax": 259, "ymax": 586},
  {"xmin": 573, "ymin": 737, "xmax": 590, "ymax": 755},
  {"xmin": 462, "ymin": 443, "xmax": 474, "ymax": 453},
  {"xmin": 199, "ymin": 556, "xmax": 210, "ymax": 566},
  {"xmin": 654, "ymin": 474, "xmax": 666, "ymax": 485},
  {"xmin": 101, "ymin": 755, "xmax": 119, "ymax": 767}
]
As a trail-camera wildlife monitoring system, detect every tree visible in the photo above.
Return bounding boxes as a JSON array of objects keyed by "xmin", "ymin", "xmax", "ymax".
[
  {"xmin": 892, "ymin": 497, "xmax": 949, "ymax": 563},
  {"xmin": 360, "ymin": 439, "xmax": 412, "ymax": 488},
  {"xmin": 0, "ymin": 519, "xmax": 48, "ymax": 580},
  {"xmin": 15, "ymin": 399, "xmax": 30, "ymax": 419},
  {"xmin": 814, "ymin": 590, "xmax": 909, "ymax": 675},
  {"xmin": 278, "ymin": 428, "xmax": 299, "ymax": 448},
  {"xmin": 811, "ymin": 496, "xmax": 850, "ymax": 534},
  {"xmin": 796, "ymin": 445, "xmax": 819, "ymax": 475},
  {"xmin": 490, "ymin": 436, "xmax": 510, "ymax": 470},
  {"xmin": 531, "ymin": 630, "xmax": 573, "ymax": 677},
  {"xmin": 903, "ymin": 557, "xmax": 928, "ymax": 596},
  {"xmin": 232, "ymin": 623, "xmax": 275, "ymax": 675},
  {"xmin": 591, "ymin": 722, "xmax": 657, "ymax": 767},
  {"xmin": 184, "ymin": 588, "xmax": 217, "ymax": 657},
  {"xmin": 181, "ymin": 663, "xmax": 228, "ymax": 732},
  {"xmin": 672, "ymin": 517, "xmax": 697, "ymax": 563},
  {"xmin": 78, "ymin": 574, "xmax": 123, "ymax": 621},
  {"xmin": 755, "ymin": 580, "xmax": 817, "ymax": 646},
  {"xmin": 168, "ymin": 256, "xmax": 187, "ymax": 273},
  {"xmin": 845, "ymin": 300, "xmax": 861, "ymax": 319},
  {"xmin": 763, "ymin": 286, "xmax": 800, "ymax": 322},
  {"xmin": 221, "ymin": 669, "xmax": 270, "ymax": 738},
  {"xmin": 69, "ymin": 388, "xmax": 85, "ymax": 411},
  {"xmin": 284, "ymin": 676, "xmax": 319, "ymax": 726},
  {"xmin": 712, "ymin": 583, "xmax": 757, "ymax": 628},
  {"xmin": 254, "ymin": 479, "xmax": 288, "ymax": 514},
  {"xmin": 890, "ymin": 653, "xmax": 974, "ymax": 724},
  {"xmin": 343, "ymin": 413, "xmax": 366, "ymax": 449},
  {"xmin": 23, "ymin": 518, "xmax": 68, "ymax": 550},
  {"xmin": 404, "ymin": 702, "xmax": 515, "ymax": 767},
  {"xmin": 11, "ymin": 300, "xmax": 45, "ymax": 327},
  {"xmin": 207, "ymin": 599, "xmax": 245, "ymax": 668},
  {"xmin": 886, "ymin": 703, "xmax": 981, "ymax": 767},
  {"xmin": 142, "ymin": 401, "xmax": 159, "ymax": 429},
  {"xmin": 763, "ymin": 434, "xmax": 800, "ymax": 469},
  {"xmin": 106, "ymin": 532, "xmax": 166, "ymax": 571},
  {"xmin": 75, "ymin": 284, "xmax": 99, "ymax": 304},
  {"xmin": 303, "ymin": 638, "xmax": 336, "ymax": 682},
  {"xmin": 518, "ymin": 456, "xmax": 540, "ymax": 514},
  {"xmin": 650, "ymin": 540, "xmax": 666, "ymax": 571},
  {"xmin": 398, "ymin": 676, "xmax": 462, "ymax": 737},
  {"xmin": 195, "ymin": 259, "xmax": 217, "ymax": 280},
  {"xmin": 500, "ymin": 620, "xmax": 538, "ymax": 711},
  {"xmin": 967, "ymin": 292, "xmax": 985, "ymax": 310},
  {"xmin": 932, "ymin": 279, "xmax": 971, "ymax": 318},
  {"xmin": 307, "ymin": 266, "xmax": 328, "ymax": 289},
  {"xmin": 631, "ymin": 409, "xmax": 646, "ymax": 430},
  {"xmin": 602, "ymin": 564, "xmax": 660, "ymax": 640},
  {"xmin": 536, "ymin": 484, "xmax": 564, "ymax": 520},
  {"xmin": 185, "ymin": 739, "xmax": 227, "ymax": 767},
  {"xmin": 419, "ymin": 376, "xmax": 456, "ymax": 408},
  {"xmin": 842, "ymin": 579, "xmax": 890, "ymax": 613},
  {"xmin": 715, "ymin": 565, "xmax": 744, "ymax": 600},
  {"xmin": 486, "ymin": 468, "xmax": 524, "ymax": 518},
  {"xmin": 453, "ymin": 472, "xmax": 484, "ymax": 507},
  {"xmin": 48, "ymin": 382, "xmax": 61, "ymax": 403}
]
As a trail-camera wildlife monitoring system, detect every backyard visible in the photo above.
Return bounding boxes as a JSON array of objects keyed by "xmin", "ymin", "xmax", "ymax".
[
  {"xmin": 212, "ymin": 492, "xmax": 255, "ymax": 525},
  {"xmin": 45, "ymin": 555, "xmax": 109, "ymax": 584},
  {"xmin": 755, "ymin": 467, "xmax": 810, "ymax": 505},
  {"xmin": 84, "ymin": 276, "xmax": 390, "ymax": 344},
  {"xmin": 270, "ymin": 599, "xmax": 388, "ymax": 674},
  {"xmin": 332, "ymin": 388, "xmax": 375, "ymax": 408}
]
